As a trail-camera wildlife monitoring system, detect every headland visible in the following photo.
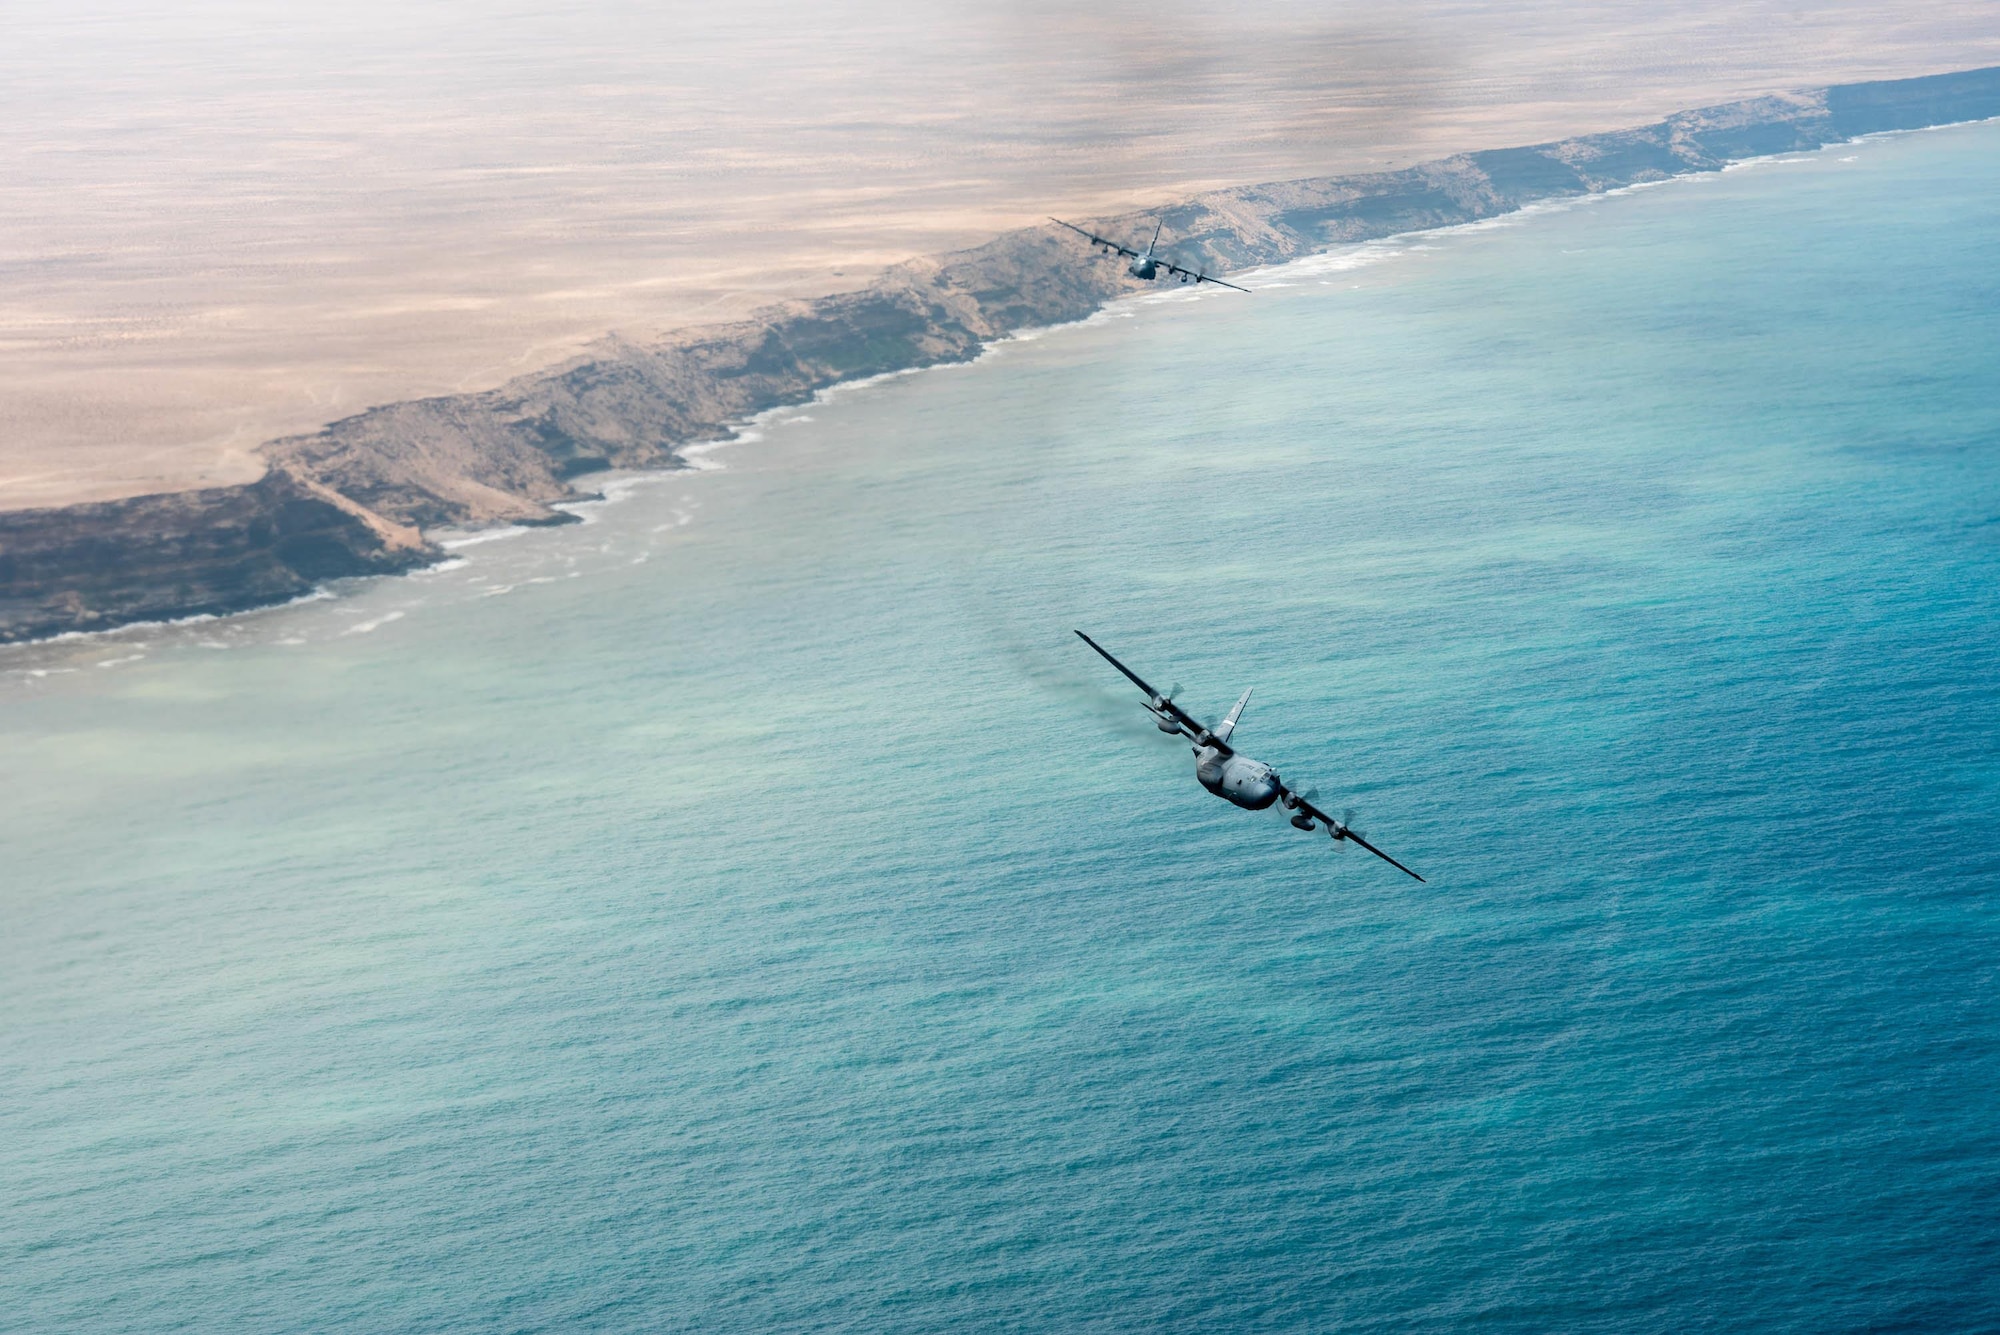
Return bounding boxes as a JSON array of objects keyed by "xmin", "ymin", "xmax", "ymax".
[{"xmin": 3, "ymin": 65, "xmax": 1997, "ymax": 644}]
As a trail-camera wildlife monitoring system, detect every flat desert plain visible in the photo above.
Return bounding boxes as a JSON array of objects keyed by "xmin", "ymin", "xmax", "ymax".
[{"xmin": 5, "ymin": 0, "xmax": 1998, "ymax": 510}]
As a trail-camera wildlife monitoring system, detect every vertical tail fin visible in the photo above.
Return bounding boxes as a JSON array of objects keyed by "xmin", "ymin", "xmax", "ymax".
[
  {"xmin": 1148, "ymin": 218, "xmax": 1163, "ymax": 255},
  {"xmin": 1213, "ymin": 687, "xmax": 1252, "ymax": 744}
]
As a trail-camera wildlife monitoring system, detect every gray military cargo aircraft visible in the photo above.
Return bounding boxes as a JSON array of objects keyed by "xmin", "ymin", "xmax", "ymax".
[
  {"xmin": 1076, "ymin": 630, "xmax": 1424, "ymax": 881},
  {"xmin": 1051, "ymin": 218, "xmax": 1250, "ymax": 292}
]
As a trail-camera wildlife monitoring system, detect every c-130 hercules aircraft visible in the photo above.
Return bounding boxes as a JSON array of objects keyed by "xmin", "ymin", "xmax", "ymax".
[
  {"xmin": 1077, "ymin": 631, "xmax": 1424, "ymax": 881},
  {"xmin": 1050, "ymin": 217, "xmax": 1250, "ymax": 292}
]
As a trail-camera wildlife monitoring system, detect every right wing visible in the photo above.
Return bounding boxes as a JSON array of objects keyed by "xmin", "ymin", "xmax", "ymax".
[
  {"xmin": 1158, "ymin": 258, "xmax": 1250, "ymax": 293},
  {"xmin": 1050, "ymin": 218, "xmax": 1141, "ymax": 260},
  {"xmin": 1282, "ymin": 783, "xmax": 1426, "ymax": 882},
  {"xmin": 1074, "ymin": 630, "xmax": 1225, "ymax": 751}
]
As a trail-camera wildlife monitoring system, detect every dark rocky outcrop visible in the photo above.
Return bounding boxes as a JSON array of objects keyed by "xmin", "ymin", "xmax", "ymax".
[
  {"xmin": 4, "ymin": 65, "xmax": 1997, "ymax": 643},
  {"xmin": 0, "ymin": 469, "xmax": 432, "ymax": 641}
]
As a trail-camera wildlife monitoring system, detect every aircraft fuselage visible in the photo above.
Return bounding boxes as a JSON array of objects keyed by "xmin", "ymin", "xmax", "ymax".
[
  {"xmin": 1195, "ymin": 745, "xmax": 1281, "ymax": 810},
  {"xmin": 1128, "ymin": 255, "xmax": 1158, "ymax": 280}
]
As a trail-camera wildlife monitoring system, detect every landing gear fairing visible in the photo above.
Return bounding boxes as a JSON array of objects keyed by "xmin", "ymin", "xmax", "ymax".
[{"xmin": 1076, "ymin": 630, "xmax": 1424, "ymax": 881}]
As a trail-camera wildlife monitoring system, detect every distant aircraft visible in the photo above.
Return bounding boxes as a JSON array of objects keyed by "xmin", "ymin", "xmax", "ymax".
[
  {"xmin": 1050, "ymin": 218, "xmax": 1250, "ymax": 292},
  {"xmin": 1076, "ymin": 630, "xmax": 1424, "ymax": 881}
]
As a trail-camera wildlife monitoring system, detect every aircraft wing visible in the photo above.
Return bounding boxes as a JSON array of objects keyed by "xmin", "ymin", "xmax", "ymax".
[
  {"xmin": 1074, "ymin": 630, "xmax": 1227, "ymax": 752},
  {"xmin": 1158, "ymin": 259, "xmax": 1249, "ymax": 293},
  {"xmin": 1050, "ymin": 217, "xmax": 1141, "ymax": 260},
  {"xmin": 1280, "ymin": 783, "xmax": 1426, "ymax": 882}
]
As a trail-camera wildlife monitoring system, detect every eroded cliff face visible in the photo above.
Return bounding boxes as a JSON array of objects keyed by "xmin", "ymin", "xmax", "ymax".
[
  {"xmin": 4, "ymin": 67, "xmax": 1996, "ymax": 643},
  {"xmin": 260, "ymin": 281, "xmax": 1006, "ymax": 532},
  {"xmin": 0, "ymin": 469, "xmax": 432, "ymax": 641}
]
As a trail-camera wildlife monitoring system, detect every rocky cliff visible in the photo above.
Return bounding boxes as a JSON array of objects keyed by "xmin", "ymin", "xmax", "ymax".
[{"xmin": 4, "ymin": 66, "xmax": 1996, "ymax": 643}]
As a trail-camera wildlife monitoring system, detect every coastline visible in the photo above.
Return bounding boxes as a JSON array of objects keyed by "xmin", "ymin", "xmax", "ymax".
[{"xmin": 3, "ymin": 64, "xmax": 1997, "ymax": 646}]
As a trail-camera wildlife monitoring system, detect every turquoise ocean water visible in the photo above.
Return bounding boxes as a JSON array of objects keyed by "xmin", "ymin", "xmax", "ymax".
[{"xmin": 5, "ymin": 122, "xmax": 1998, "ymax": 1331}]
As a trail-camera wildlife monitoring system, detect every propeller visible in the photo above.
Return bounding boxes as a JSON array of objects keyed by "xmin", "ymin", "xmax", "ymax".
[
  {"xmin": 1287, "ymin": 787, "xmax": 1319, "ymax": 830},
  {"xmin": 1329, "ymin": 807, "xmax": 1426, "ymax": 882}
]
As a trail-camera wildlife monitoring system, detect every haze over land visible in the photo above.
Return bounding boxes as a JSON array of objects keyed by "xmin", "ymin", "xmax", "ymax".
[{"xmin": 6, "ymin": 0, "xmax": 2000, "ymax": 510}]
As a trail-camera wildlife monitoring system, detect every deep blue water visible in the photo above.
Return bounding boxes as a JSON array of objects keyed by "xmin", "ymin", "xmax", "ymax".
[{"xmin": 4, "ymin": 123, "xmax": 1998, "ymax": 1332}]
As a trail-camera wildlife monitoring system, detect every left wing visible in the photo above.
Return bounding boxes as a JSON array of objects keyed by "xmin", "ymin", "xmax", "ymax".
[
  {"xmin": 1074, "ymin": 630, "xmax": 1227, "ymax": 753},
  {"xmin": 1279, "ymin": 782, "xmax": 1426, "ymax": 882},
  {"xmin": 1050, "ymin": 217, "xmax": 1141, "ymax": 260},
  {"xmin": 1158, "ymin": 258, "xmax": 1249, "ymax": 293}
]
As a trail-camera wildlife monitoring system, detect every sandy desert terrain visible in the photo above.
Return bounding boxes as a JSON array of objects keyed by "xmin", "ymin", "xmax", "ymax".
[{"xmin": 5, "ymin": 0, "xmax": 1998, "ymax": 510}]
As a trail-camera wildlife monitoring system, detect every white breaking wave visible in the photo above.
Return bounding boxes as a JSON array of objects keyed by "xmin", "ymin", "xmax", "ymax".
[
  {"xmin": 9, "ymin": 586, "xmax": 337, "ymax": 652},
  {"xmin": 440, "ymin": 526, "xmax": 531, "ymax": 550},
  {"xmin": 553, "ymin": 472, "xmax": 674, "ymax": 523},
  {"xmin": 341, "ymin": 610, "xmax": 406, "ymax": 635}
]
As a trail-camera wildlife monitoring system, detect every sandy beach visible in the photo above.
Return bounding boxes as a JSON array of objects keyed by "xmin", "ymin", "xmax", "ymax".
[{"xmin": 6, "ymin": 0, "xmax": 1999, "ymax": 511}]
